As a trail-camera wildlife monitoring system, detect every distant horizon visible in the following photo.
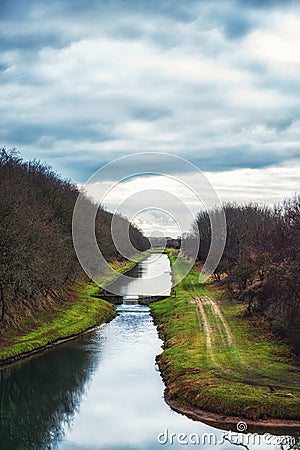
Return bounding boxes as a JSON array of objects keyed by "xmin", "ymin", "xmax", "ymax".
[{"xmin": 3, "ymin": 146, "xmax": 299, "ymax": 237}]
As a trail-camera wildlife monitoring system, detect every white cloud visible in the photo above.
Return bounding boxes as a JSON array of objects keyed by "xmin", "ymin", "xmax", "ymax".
[
  {"xmin": 247, "ymin": 14, "xmax": 300, "ymax": 74},
  {"xmin": 84, "ymin": 163, "xmax": 300, "ymax": 236},
  {"xmin": 206, "ymin": 164, "xmax": 300, "ymax": 204}
]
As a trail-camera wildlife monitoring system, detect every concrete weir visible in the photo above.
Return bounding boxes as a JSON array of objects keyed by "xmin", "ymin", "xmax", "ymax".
[{"xmin": 98, "ymin": 294, "xmax": 169, "ymax": 305}]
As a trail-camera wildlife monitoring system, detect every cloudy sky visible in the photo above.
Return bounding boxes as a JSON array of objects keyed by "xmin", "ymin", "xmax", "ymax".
[{"xmin": 1, "ymin": 0, "xmax": 300, "ymax": 235}]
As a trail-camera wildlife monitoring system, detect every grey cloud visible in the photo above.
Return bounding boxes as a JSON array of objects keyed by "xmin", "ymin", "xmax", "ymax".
[
  {"xmin": 0, "ymin": 63, "xmax": 8, "ymax": 72},
  {"xmin": 0, "ymin": 32, "xmax": 70, "ymax": 52},
  {"xmin": 1, "ymin": 0, "xmax": 300, "ymax": 184},
  {"xmin": 48, "ymin": 0, "xmax": 198, "ymax": 23},
  {"xmin": 239, "ymin": 0, "xmax": 290, "ymax": 8},
  {"xmin": 29, "ymin": 143, "xmax": 300, "ymax": 185},
  {"xmin": 264, "ymin": 117, "xmax": 297, "ymax": 133},
  {"xmin": 218, "ymin": 11, "xmax": 254, "ymax": 39},
  {"xmin": 192, "ymin": 147, "xmax": 300, "ymax": 171},
  {"xmin": 199, "ymin": 2, "xmax": 255, "ymax": 40},
  {"xmin": 1, "ymin": 122, "xmax": 113, "ymax": 146},
  {"xmin": 0, "ymin": 0, "xmax": 288, "ymax": 55},
  {"xmin": 131, "ymin": 107, "xmax": 170, "ymax": 121},
  {"xmin": 0, "ymin": 0, "xmax": 30, "ymax": 19}
]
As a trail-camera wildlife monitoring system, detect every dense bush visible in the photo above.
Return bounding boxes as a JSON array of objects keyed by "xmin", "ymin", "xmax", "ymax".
[
  {"xmin": 0, "ymin": 148, "xmax": 149, "ymax": 328},
  {"xmin": 191, "ymin": 198, "xmax": 300, "ymax": 353}
]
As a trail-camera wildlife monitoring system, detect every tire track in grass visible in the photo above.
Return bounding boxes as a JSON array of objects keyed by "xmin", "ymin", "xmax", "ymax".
[
  {"xmin": 204, "ymin": 295, "xmax": 234, "ymax": 347},
  {"xmin": 192, "ymin": 298, "xmax": 216, "ymax": 367},
  {"xmin": 203, "ymin": 295, "xmax": 284, "ymax": 384},
  {"xmin": 193, "ymin": 295, "xmax": 241, "ymax": 373},
  {"xmin": 194, "ymin": 295, "xmax": 300, "ymax": 390}
]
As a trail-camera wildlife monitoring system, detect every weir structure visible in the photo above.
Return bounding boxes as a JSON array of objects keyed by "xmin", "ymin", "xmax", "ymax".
[{"xmin": 95, "ymin": 292, "xmax": 169, "ymax": 305}]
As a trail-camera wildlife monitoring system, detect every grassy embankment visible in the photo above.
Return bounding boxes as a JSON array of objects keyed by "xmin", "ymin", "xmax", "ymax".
[
  {"xmin": 0, "ymin": 256, "xmax": 145, "ymax": 365},
  {"xmin": 151, "ymin": 250, "xmax": 300, "ymax": 422}
]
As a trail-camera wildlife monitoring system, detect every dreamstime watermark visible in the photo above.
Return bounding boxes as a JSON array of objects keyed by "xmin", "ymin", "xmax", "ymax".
[
  {"xmin": 157, "ymin": 425, "xmax": 297, "ymax": 447},
  {"xmin": 72, "ymin": 153, "xmax": 227, "ymax": 293}
]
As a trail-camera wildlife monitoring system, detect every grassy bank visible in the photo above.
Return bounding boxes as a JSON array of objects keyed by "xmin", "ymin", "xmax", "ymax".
[
  {"xmin": 0, "ymin": 282, "xmax": 116, "ymax": 365},
  {"xmin": 151, "ymin": 251, "xmax": 300, "ymax": 422},
  {"xmin": 0, "ymin": 256, "xmax": 145, "ymax": 366}
]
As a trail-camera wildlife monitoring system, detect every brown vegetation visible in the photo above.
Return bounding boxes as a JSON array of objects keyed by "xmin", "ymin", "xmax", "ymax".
[
  {"xmin": 189, "ymin": 198, "xmax": 300, "ymax": 354},
  {"xmin": 0, "ymin": 148, "xmax": 149, "ymax": 331}
]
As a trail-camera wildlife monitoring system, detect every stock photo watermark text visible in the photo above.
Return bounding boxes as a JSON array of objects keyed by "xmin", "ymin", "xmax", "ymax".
[{"xmin": 157, "ymin": 426, "xmax": 297, "ymax": 447}]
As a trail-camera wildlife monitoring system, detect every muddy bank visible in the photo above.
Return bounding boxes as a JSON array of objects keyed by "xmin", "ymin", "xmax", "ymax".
[{"xmin": 166, "ymin": 398, "xmax": 300, "ymax": 434}]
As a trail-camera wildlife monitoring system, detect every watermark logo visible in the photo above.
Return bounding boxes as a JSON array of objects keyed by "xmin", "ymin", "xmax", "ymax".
[
  {"xmin": 72, "ymin": 153, "xmax": 226, "ymax": 293},
  {"xmin": 236, "ymin": 421, "xmax": 247, "ymax": 432},
  {"xmin": 157, "ymin": 426, "xmax": 297, "ymax": 447}
]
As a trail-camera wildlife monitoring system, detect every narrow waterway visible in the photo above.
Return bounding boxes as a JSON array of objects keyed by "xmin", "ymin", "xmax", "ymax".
[
  {"xmin": 106, "ymin": 252, "xmax": 172, "ymax": 296},
  {"xmin": 0, "ymin": 254, "xmax": 297, "ymax": 450}
]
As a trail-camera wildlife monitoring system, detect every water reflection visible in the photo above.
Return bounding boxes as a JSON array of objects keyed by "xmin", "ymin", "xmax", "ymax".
[
  {"xmin": 0, "ymin": 332, "xmax": 105, "ymax": 450},
  {"xmin": 107, "ymin": 253, "xmax": 172, "ymax": 296},
  {"xmin": 60, "ymin": 306, "xmax": 299, "ymax": 450}
]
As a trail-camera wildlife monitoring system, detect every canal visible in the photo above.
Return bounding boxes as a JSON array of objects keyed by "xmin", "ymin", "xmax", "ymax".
[{"xmin": 0, "ymin": 254, "xmax": 297, "ymax": 449}]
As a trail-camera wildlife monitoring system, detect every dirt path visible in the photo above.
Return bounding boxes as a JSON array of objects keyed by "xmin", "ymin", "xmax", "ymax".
[
  {"xmin": 192, "ymin": 297, "xmax": 216, "ymax": 365},
  {"xmin": 204, "ymin": 295, "xmax": 234, "ymax": 347},
  {"xmin": 193, "ymin": 295, "xmax": 235, "ymax": 349},
  {"xmin": 192, "ymin": 295, "xmax": 300, "ymax": 390},
  {"xmin": 192, "ymin": 295, "xmax": 241, "ymax": 372},
  {"xmin": 194, "ymin": 298, "xmax": 212, "ymax": 349}
]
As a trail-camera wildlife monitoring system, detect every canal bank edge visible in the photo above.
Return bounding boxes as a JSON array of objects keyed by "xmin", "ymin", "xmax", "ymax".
[
  {"xmin": 165, "ymin": 398, "xmax": 300, "ymax": 434},
  {"xmin": 150, "ymin": 250, "xmax": 300, "ymax": 431},
  {"xmin": 0, "ymin": 254, "xmax": 148, "ymax": 368}
]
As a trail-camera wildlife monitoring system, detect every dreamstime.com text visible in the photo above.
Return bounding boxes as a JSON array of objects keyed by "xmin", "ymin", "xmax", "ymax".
[{"xmin": 157, "ymin": 428, "xmax": 297, "ymax": 447}]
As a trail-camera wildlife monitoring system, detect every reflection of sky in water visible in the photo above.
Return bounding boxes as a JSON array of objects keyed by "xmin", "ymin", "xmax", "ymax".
[
  {"xmin": 59, "ymin": 308, "xmax": 292, "ymax": 450},
  {"xmin": 107, "ymin": 253, "xmax": 172, "ymax": 296}
]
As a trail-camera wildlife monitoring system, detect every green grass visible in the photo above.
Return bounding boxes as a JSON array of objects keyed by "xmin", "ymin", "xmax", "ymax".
[
  {"xmin": 0, "ymin": 282, "xmax": 116, "ymax": 364},
  {"xmin": 151, "ymin": 251, "xmax": 300, "ymax": 421},
  {"xmin": 0, "ymin": 256, "xmax": 146, "ymax": 365}
]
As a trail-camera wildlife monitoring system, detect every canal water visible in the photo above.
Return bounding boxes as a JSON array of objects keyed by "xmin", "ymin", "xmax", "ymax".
[
  {"xmin": 106, "ymin": 252, "xmax": 172, "ymax": 296},
  {"xmin": 0, "ymin": 254, "xmax": 297, "ymax": 449}
]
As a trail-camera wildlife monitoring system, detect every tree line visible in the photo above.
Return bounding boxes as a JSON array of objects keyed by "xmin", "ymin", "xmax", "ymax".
[
  {"xmin": 189, "ymin": 198, "xmax": 300, "ymax": 353},
  {"xmin": 0, "ymin": 148, "xmax": 149, "ymax": 330}
]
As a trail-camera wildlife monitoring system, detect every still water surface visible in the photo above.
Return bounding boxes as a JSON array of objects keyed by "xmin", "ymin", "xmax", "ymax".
[
  {"xmin": 107, "ymin": 253, "xmax": 172, "ymax": 296},
  {"xmin": 0, "ymin": 254, "xmax": 297, "ymax": 449}
]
